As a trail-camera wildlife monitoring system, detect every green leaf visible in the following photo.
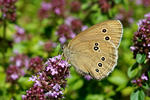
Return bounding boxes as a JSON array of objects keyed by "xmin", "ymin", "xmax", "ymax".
[
  {"xmin": 128, "ymin": 63, "xmax": 139, "ymax": 78},
  {"xmin": 51, "ymin": 44, "xmax": 61, "ymax": 56},
  {"xmin": 86, "ymin": 94, "xmax": 104, "ymax": 100},
  {"xmin": 142, "ymin": 83, "xmax": 149, "ymax": 90},
  {"xmin": 131, "ymin": 90, "xmax": 139, "ymax": 100},
  {"xmin": 148, "ymin": 71, "xmax": 150, "ymax": 79},
  {"xmin": 72, "ymin": 79, "xmax": 83, "ymax": 90},
  {"xmin": 136, "ymin": 54, "xmax": 146, "ymax": 64},
  {"xmin": 139, "ymin": 90, "xmax": 145, "ymax": 100},
  {"xmin": 108, "ymin": 70, "xmax": 128, "ymax": 86},
  {"xmin": 130, "ymin": 90, "xmax": 145, "ymax": 100},
  {"xmin": 114, "ymin": 0, "xmax": 121, "ymax": 4},
  {"xmin": 131, "ymin": 62, "xmax": 139, "ymax": 71},
  {"xmin": 18, "ymin": 77, "xmax": 33, "ymax": 89}
]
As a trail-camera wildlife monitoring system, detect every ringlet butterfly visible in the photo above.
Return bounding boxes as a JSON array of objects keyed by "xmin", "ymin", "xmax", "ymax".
[{"xmin": 63, "ymin": 20, "xmax": 123, "ymax": 80}]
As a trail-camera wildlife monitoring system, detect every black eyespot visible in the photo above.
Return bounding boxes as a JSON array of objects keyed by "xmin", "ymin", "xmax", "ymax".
[
  {"xmin": 105, "ymin": 36, "xmax": 110, "ymax": 40},
  {"xmin": 95, "ymin": 43, "xmax": 98, "ymax": 46},
  {"xmin": 98, "ymin": 63, "xmax": 102, "ymax": 67},
  {"xmin": 102, "ymin": 29, "xmax": 107, "ymax": 33},
  {"xmin": 94, "ymin": 47, "xmax": 99, "ymax": 51},
  {"xmin": 101, "ymin": 57, "xmax": 105, "ymax": 61},
  {"xmin": 95, "ymin": 69, "xmax": 99, "ymax": 72}
]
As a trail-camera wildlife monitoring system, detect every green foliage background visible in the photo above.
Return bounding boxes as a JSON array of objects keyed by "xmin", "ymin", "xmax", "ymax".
[{"xmin": 0, "ymin": 0, "xmax": 150, "ymax": 100}]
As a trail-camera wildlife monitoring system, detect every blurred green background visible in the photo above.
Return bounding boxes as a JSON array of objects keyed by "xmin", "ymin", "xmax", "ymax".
[{"xmin": 0, "ymin": 0, "xmax": 150, "ymax": 100}]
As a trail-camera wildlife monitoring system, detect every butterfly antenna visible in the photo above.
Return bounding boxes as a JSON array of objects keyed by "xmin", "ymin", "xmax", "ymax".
[
  {"xmin": 56, "ymin": 53, "xmax": 64, "ymax": 65},
  {"xmin": 64, "ymin": 65, "xmax": 68, "ymax": 74},
  {"xmin": 56, "ymin": 53, "xmax": 69, "ymax": 74}
]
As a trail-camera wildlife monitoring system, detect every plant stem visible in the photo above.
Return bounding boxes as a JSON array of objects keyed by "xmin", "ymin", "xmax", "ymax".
[
  {"xmin": 3, "ymin": 20, "xmax": 6, "ymax": 69},
  {"xmin": 3, "ymin": 20, "xmax": 6, "ymax": 39}
]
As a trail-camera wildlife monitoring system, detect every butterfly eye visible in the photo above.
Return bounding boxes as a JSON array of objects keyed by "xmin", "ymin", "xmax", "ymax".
[
  {"xmin": 102, "ymin": 29, "xmax": 107, "ymax": 33},
  {"xmin": 101, "ymin": 57, "xmax": 105, "ymax": 61},
  {"xmin": 105, "ymin": 36, "xmax": 110, "ymax": 40},
  {"xmin": 95, "ymin": 69, "xmax": 99, "ymax": 72},
  {"xmin": 94, "ymin": 47, "xmax": 99, "ymax": 51},
  {"xmin": 98, "ymin": 63, "xmax": 102, "ymax": 67}
]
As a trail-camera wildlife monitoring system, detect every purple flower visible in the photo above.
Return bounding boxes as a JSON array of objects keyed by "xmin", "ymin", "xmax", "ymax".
[
  {"xmin": 65, "ymin": 17, "xmax": 74, "ymax": 26},
  {"xmin": 131, "ymin": 79, "xmax": 137, "ymax": 83},
  {"xmin": 6, "ymin": 65, "xmax": 22, "ymax": 83},
  {"xmin": 84, "ymin": 75, "xmax": 93, "ymax": 80},
  {"xmin": 53, "ymin": 84, "xmax": 61, "ymax": 91},
  {"xmin": 71, "ymin": 19, "xmax": 83, "ymax": 32},
  {"xmin": 11, "ymin": 74, "xmax": 19, "ymax": 80},
  {"xmin": 148, "ymin": 52, "xmax": 150, "ymax": 58},
  {"xmin": 82, "ymin": 25, "xmax": 88, "ymax": 31},
  {"xmin": 56, "ymin": 17, "xmax": 86, "ymax": 44},
  {"xmin": 6, "ymin": 53, "xmax": 30, "ymax": 83},
  {"xmin": 115, "ymin": 9, "xmax": 134, "ymax": 26},
  {"xmin": 51, "ymin": 0, "xmax": 65, "ymax": 16},
  {"xmin": 38, "ymin": 1, "xmax": 52, "ymax": 20},
  {"xmin": 130, "ymin": 46, "xmax": 136, "ymax": 51},
  {"xmin": 45, "ymin": 55, "xmax": 70, "ymax": 77},
  {"xmin": 131, "ymin": 73, "xmax": 148, "ymax": 87},
  {"xmin": 56, "ymin": 24, "xmax": 74, "ymax": 44},
  {"xmin": 65, "ymin": 17, "xmax": 83, "ymax": 32},
  {"xmin": 15, "ymin": 26, "xmax": 25, "ymax": 34},
  {"xmin": 13, "ymin": 26, "xmax": 28, "ymax": 43},
  {"xmin": 29, "ymin": 56, "xmax": 43, "ymax": 73},
  {"xmin": 98, "ymin": 0, "xmax": 112, "ymax": 13},
  {"xmin": 0, "ymin": 0, "xmax": 17, "ymax": 21},
  {"xmin": 71, "ymin": 1, "xmax": 81, "ymax": 12},
  {"xmin": 143, "ymin": 0, "xmax": 150, "ymax": 6},
  {"xmin": 141, "ymin": 73, "xmax": 148, "ymax": 81},
  {"xmin": 133, "ymin": 0, "xmax": 150, "ymax": 7},
  {"xmin": 131, "ymin": 79, "xmax": 142, "ymax": 87},
  {"xmin": 9, "ymin": 53, "xmax": 29, "ymax": 68},
  {"xmin": 130, "ymin": 12, "xmax": 150, "ymax": 59},
  {"xmin": 43, "ymin": 41, "xmax": 56, "ymax": 52},
  {"xmin": 23, "ymin": 55, "xmax": 71, "ymax": 99},
  {"xmin": 131, "ymin": 13, "xmax": 150, "ymax": 59},
  {"xmin": 22, "ymin": 85, "xmax": 45, "ymax": 100},
  {"xmin": 29, "ymin": 75, "xmax": 37, "ymax": 82},
  {"xmin": 59, "ymin": 36, "xmax": 66, "ymax": 44},
  {"xmin": 41, "ymin": 2, "xmax": 52, "ymax": 10},
  {"xmin": 135, "ymin": 0, "xmax": 142, "ymax": 5},
  {"xmin": 144, "ymin": 13, "xmax": 150, "ymax": 18},
  {"xmin": 38, "ymin": 0, "xmax": 66, "ymax": 19}
]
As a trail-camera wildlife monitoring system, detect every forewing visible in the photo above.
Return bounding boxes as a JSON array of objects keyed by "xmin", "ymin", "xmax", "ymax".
[{"xmin": 68, "ymin": 20, "xmax": 123, "ymax": 49}]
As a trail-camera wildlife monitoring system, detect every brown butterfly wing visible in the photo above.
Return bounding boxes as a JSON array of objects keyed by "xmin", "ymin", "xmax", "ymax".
[
  {"xmin": 64, "ymin": 20, "xmax": 123, "ymax": 80},
  {"xmin": 68, "ymin": 40, "xmax": 117, "ymax": 80},
  {"xmin": 68, "ymin": 20, "xmax": 123, "ymax": 49}
]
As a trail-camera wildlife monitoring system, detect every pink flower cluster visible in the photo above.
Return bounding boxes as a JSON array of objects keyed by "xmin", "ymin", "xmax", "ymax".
[
  {"xmin": 98, "ymin": 0, "xmax": 111, "ymax": 13},
  {"xmin": 0, "ymin": 0, "xmax": 17, "ymax": 21},
  {"xmin": 131, "ymin": 73, "xmax": 148, "ymax": 87},
  {"xmin": 22, "ymin": 55, "xmax": 71, "ymax": 99},
  {"xmin": 13, "ymin": 26, "xmax": 31, "ymax": 43},
  {"xmin": 115, "ymin": 9, "xmax": 134, "ymax": 26},
  {"xmin": 135, "ymin": 0, "xmax": 150, "ymax": 7},
  {"xmin": 56, "ymin": 17, "xmax": 88, "ymax": 44},
  {"xmin": 130, "ymin": 12, "xmax": 150, "ymax": 59},
  {"xmin": 29, "ymin": 57, "xmax": 43, "ymax": 73},
  {"xmin": 6, "ymin": 53, "xmax": 44, "ymax": 83},
  {"xmin": 6, "ymin": 54, "xmax": 29, "ymax": 83},
  {"xmin": 38, "ymin": 0, "xmax": 65, "ymax": 20}
]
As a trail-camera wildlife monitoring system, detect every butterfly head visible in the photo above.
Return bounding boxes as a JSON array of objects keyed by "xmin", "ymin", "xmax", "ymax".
[{"xmin": 62, "ymin": 45, "xmax": 70, "ymax": 60}]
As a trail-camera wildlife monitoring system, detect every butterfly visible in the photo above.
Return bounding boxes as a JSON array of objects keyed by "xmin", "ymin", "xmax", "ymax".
[{"xmin": 63, "ymin": 20, "xmax": 123, "ymax": 80}]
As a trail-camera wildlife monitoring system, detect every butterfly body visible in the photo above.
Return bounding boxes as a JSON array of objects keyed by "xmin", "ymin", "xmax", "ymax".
[{"xmin": 63, "ymin": 20, "xmax": 123, "ymax": 80}]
